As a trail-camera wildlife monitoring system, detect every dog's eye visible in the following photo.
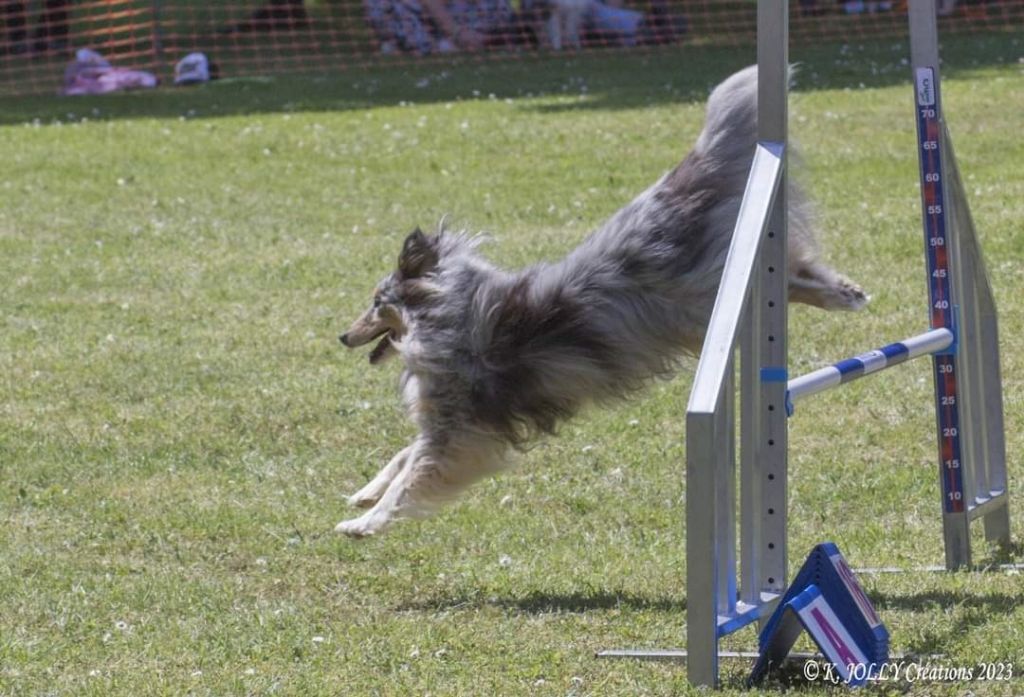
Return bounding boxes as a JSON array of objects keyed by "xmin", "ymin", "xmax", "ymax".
[{"xmin": 373, "ymin": 297, "xmax": 382, "ymax": 308}]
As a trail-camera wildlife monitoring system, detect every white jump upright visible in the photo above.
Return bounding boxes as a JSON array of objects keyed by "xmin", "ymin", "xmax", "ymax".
[
  {"xmin": 684, "ymin": 0, "xmax": 790, "ymax": 686},
  {"xmin": 599, "ymin": 0, "xmax": 1012, "ymax": 688}
]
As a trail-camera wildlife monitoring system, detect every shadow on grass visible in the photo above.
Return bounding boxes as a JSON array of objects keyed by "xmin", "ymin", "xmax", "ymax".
[
  {"xmin": 0, "ymin": 32, "xmax": 1020, "ymax": 126},
  {"xmin": 400, "ymin": 575, "xmax": 1022, "ymax": 654},
  {"xmin": 987, "ymin": 539, "xmax": 1024, "ymax": 567},
  {"xmin": 396, "ymin": 588, "xmax": 686, "ymax": 614},
  {"xmin": 872, "ymin": 587, "xmax": 1024, "ymax": 656}
]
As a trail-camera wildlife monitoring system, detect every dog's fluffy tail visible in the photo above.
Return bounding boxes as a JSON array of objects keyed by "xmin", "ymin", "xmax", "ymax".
[
  {"xmin": 691, "ymin": 64, "xmax": 766, "ymax": 186},
  {"xmin": 695, "ymin": 66, "xmax": 760, "ymax": 151}
]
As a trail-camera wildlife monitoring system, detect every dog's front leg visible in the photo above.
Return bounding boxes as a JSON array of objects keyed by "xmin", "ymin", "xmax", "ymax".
[
  {"xmin": 335, "ymin": 440, "xmax": 430, "ymax": 538},
  {"xmin": 347, "ymin": 441, "xmax": 416, "ymax": 509},
  {"xmin": 335, "ymin": 435, "xmax": 508, "ymax": 538}
]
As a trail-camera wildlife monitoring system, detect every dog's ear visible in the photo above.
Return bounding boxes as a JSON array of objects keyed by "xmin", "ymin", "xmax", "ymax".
[{"xmin": 398, "ymin": 227, "xmax": 439, "ymax": 279}]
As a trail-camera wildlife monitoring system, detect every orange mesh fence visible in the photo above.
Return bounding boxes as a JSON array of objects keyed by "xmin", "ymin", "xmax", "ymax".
[{"xmin": 1, "ymin": 0, "xmax": 1022, "ymax": 96}]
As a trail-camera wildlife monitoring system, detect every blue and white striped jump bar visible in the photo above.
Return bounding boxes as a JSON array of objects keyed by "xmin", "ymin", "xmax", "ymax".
[{"xmin": 787, "ymin": 327, "xmax": 954, "ymax": 407}]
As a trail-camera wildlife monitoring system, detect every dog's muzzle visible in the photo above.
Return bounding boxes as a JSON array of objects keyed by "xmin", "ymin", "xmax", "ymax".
[{"xmin": 339, "ymin": 327, "xmax": 396, "ymax": 364}]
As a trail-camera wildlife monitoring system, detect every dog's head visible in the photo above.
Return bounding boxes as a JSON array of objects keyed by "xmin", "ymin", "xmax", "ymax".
[{"xmin": 339, "ymin": 227, "xmax": 440, "ymax": 364}]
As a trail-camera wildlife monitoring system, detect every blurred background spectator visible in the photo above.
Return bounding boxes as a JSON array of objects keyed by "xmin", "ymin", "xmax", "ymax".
[
  {"xmin": 0, "ymin": 0, "xmax": 71, "ymax": 56},
  {"xmin": 219, "ymin": 0, "xmax": 310, "ymax": 34}
]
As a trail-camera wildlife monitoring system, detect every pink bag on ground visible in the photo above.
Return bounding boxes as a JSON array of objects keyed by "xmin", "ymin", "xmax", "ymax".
[{"xmin": 62, "ymin": 49, "xmax": 158, "ymax": 96}]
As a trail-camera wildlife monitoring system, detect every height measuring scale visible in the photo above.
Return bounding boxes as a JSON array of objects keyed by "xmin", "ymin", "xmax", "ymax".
[{"xmin": 914, "ymin": 67, "xmax": 965, "ymax": 518}]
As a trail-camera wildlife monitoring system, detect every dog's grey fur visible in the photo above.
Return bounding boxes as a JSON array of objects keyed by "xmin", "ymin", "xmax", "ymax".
[{"xmin": 336, "ymin": 65, "xmax": 866, "ymax": 537}]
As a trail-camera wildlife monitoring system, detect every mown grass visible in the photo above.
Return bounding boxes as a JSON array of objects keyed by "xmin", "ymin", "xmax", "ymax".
[{"xmin": 1, "ymin": 35, "xmax": 1023, "ymax": 696}]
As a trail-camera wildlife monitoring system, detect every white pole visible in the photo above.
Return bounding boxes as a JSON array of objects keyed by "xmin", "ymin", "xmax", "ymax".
[{"xmin": 787, "ymin": 328, "xmax": 954, "ymax": 406}]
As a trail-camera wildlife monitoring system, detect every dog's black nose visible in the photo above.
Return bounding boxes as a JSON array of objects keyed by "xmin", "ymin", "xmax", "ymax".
[{"xmin": 339, "ymin": 333, "xmax": 350, "ymax": 347}]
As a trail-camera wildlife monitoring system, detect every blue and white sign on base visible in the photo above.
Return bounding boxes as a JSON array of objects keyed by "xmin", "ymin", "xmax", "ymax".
[{"xmin": 749, "ymin": 543, "xmax": 889, "ymax": 687}]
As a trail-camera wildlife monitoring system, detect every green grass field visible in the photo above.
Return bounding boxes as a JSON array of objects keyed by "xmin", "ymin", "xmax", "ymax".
[{"xmin": 2, "ymin": 35, "xmax": 1023, "ymax": 695}]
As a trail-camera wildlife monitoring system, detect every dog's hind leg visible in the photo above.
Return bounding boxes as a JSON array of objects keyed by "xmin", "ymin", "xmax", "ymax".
[
  {"xmin": 347, "ymin": 442, "xmax": 415, "ymax": 509},
  {"xmin": 788, "ymin": 258, "xmax": 868, "ymax": 311},
  {"xmin": 335, "ymin": 435, "xmax": 508, "ymax": 538}
]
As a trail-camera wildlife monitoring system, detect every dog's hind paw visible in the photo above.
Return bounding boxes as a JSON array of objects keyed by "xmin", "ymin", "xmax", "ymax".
[
  {"xmin": 335, "ymin": 515, "xmax": 385, "ymax": 538},
  {"xmin": 836, "ymin": 276, "xmax": 869, "ymax": 311}
]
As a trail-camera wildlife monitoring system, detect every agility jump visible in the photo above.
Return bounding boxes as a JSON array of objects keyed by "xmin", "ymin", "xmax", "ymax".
[{"xmin": 602, "ymin": 0, "xmax": 1012, "ymax": 687}]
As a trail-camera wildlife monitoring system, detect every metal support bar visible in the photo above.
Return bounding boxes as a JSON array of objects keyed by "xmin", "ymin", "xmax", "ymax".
[
  {"xmin": 685, "ymin": 405, "xmax": 721, "ymax": 687},
  {"xmin": 969, "ymin": 493, "xmax": 1009, "ymax": 522},
  {"xmin": 854, "ymin": 561, "xmax": 1024, "ymax": 574},
  {"xmin": 687, "ymin": 144, "xmax": 784, "ymax": 416},
  {"xmin": 684, "ymin": 2, "xmax": 788, "ymax": 686},
  {"xmin": 598, "ymin": 649, "xmax": 946, "ymax": 663},
  {"xmin": 686, "ymin": 142, "xmax": 784, "ymax": 689},
  {"xmin": 754, "ymin": 0, "xmax": 790, "ymax": 620},
  {"xmin": 941, "ymin": 130, "xmax": 1012, "ymax": 548},
  {"xmin": 740, "ymin": 304, "xmax": 763, "ymax": 606}
]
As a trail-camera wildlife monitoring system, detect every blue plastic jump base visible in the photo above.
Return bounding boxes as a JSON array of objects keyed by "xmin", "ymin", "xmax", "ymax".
[{"xmin": 749, "ymin": 543, "xmax": 889, "ymax": 688}]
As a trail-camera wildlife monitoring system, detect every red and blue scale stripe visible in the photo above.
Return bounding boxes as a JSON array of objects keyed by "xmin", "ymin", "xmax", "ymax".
[{"xmin": 915, "ymin": 67, "xmax": 965, "ymax": 515}]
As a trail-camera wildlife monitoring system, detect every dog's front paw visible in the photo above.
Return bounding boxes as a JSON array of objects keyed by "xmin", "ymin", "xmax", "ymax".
[
  {"xmin": 346, "ymin": 492, "xmax": 379, "ymax": 509},
  {"xmin": 335, "ymin": 514, "xmax": 385, "ymax": 538}
]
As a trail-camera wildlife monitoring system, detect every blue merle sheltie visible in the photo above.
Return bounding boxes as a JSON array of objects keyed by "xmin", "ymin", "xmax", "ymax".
[{"xmin": 336, "ymin": 65, "xmax": 867, "ymax": 537}]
